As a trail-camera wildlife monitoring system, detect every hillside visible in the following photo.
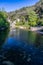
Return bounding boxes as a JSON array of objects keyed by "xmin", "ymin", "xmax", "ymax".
[
  {"xmin": 35, "ymin": 0, "xmax": 43, "ymax": 18},
  {"xmin": 8, "ymin": 0, "xmax": 43, "ymax": 21},
  {"xmin": 8, "ymin": 6, "xmax": 35, "ymax": 21}
]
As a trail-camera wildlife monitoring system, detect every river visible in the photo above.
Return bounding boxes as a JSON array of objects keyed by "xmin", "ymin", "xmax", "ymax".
[{"xmin": 0, "ymin": 28, "xmax": 43, "ymax": 65}]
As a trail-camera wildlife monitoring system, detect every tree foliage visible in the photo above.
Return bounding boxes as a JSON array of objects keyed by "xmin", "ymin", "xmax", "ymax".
[
  {"xmin": 0, "ymin": 11, "xmax": 10, "ymax": 30},
  {"xmin": 9, "ymin": 0, "xmax": 43, "ymax": 27},
  {"xmin": 28, "ymin": 10, "xmax": 38, "ymax": 26}
]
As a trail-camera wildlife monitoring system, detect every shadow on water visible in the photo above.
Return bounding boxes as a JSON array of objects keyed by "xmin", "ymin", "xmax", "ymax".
[
  {"xmin": 0, "ymin": 28, "xmax": 9, "ymax": 48},
  {"xmin": 0, "ymin": 28, "xmax": 10, "ymax": 65},
  {"xmin": 34, "ymin": 33, "xmax": 43, "ymax": 47},
  {"xmin": 0, "ymin": 29, "xmax": 43, "ymax": 65}
]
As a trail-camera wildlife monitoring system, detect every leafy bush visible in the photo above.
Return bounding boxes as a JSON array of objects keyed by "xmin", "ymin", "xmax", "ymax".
[
  {"xmin": 15, "ymin": 21, "xmax": 23, "ymax": 26},
  {"xmin": 28, "ymin": 10, "xmax": 38, "ymax": 26},
  {"xmin": 0, "ymin": 11, "xmax": 10, "ymax": 30},
  {"xmin": 37, "ymin": 18, "xmax": 43, "ymax": 26}
]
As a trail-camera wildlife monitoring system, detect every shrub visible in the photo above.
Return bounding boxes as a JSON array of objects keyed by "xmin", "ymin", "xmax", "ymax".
[
  {"xmin": 28, "ymin": 10, "xmax": 38, "ymax": 26},
  {"xmin": 0, "ymin": 11, "xmax": 10, "ymax": 30}
]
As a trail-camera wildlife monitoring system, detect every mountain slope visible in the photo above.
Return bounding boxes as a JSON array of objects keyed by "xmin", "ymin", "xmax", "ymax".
[{"xmin": 8, "ymin": 0, "xmax": 43, "ymax": 21}]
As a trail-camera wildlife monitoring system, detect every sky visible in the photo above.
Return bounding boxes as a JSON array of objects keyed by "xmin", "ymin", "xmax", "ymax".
[{"xmin": 0, "ymin": 0, "xmax": 39, "ymax": 12}]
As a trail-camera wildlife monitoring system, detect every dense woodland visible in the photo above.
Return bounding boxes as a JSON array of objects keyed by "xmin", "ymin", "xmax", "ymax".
[{"xmin": 8, "ymin": 0, "xmax": 43, "ymax": 27}]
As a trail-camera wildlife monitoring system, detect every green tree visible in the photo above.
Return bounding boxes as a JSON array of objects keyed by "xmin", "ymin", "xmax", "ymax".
[
  {"xmin": 38, "ymin": 18, "xmax": 43, "ymax": 26},
  {"xmin": 20, "ymin": 16, "xmax": 25, "ymax": 25},
  {"xmin": 28, "ymin": 10, "xmax": 38, "ymax": 26},
  {"xmin": 0, "ymin": 11, "xmax": 10, "ymax": 30}
]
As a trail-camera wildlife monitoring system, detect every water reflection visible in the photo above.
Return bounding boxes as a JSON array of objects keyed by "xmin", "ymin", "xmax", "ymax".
[
  {"xmin": 35, "ymin": 33, "xmax": 43, "ymax": 47},
  {"xmin": 1, "ymin": 37, "xmax": 43, "ymax": 65},
  {"xmin": 0, "ymin": 29, "xmax": 43, "ymax": 65},
  {"xmin": 0, "ymin": 29, "xmax": 9, "ymax": 45},
  {"xmin": 0, "ymin": 28, "xmax": 10, "ymax": 65}
]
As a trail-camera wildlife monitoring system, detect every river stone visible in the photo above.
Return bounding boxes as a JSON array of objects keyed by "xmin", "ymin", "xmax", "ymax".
[
  {"xmin": 3, "ymin": 61, "xmax": 14, "ymax": 65},
  {"xmin": 27, "ymin": 58, "xmax": 31, "ymax": 62}
]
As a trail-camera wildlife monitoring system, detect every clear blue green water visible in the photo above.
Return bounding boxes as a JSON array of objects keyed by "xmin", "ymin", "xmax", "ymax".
[{"xmin": 0, "ymin": 28, "xmax": 43, "ymax": 65}]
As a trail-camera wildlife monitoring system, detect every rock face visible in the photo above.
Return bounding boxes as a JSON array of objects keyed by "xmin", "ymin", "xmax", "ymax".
[{"xmin": 30, "ymin": 26, "xmax": 43, "ymax": 31}]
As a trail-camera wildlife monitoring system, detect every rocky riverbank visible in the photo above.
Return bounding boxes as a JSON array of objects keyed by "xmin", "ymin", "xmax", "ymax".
[
  {"xmin": 10, "ymin": 22, "xmax": 43, "ymax": 34},
  {"xmin": 30, "ymin": 26, "xmax": 43, "ymax": 31},
  {"xmin": 13, "ymin": 26, "xmax": 43, "ymax": 31}
]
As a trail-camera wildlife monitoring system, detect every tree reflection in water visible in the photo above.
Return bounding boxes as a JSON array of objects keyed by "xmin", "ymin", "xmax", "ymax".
[
  {"xmin": 34, "ymin": 33, "xmax": 43, "ymax": 48},
  {"xmin": 0, "ymin": 29, "xmax": 43, "ymax": 65},
  {"xmin": 0, "ymin": 29, "xmax": 9, "ymax": 47},
  {"xmin": 0, "ymin": 29, "xmax": 10, "ymax": 65}
]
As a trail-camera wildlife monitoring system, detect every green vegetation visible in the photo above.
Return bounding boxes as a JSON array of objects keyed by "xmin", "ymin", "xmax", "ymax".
[
  {"xmin": 15, "ymin": 9, "xmax": 43, "ymax": 28},
  {"xmin": 0, "ymin": 11, "xmax": 10, "ymax": 31},
  {"xmin": 15, "ymin": 10, "xmax": 38, "ymax": 28},
  {"xmin": 28, "ymin": 10, "xmax": 38, "ymax": 26},
  {"xmin": 8, "ymin": 0, "xmax": 43, "ymax": 28},
  {"xmin": 38, "ymin": 18, "xmax": 43, "ymax": 26},
  {"xmin": 0, "ymin": 11, "xmax": 10, "ymax": 45}
]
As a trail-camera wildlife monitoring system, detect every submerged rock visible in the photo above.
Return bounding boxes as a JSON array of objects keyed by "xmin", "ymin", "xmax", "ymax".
[
  {"xmin": 27, "ymin": 58, "xmax": 31, "ymax": 62},
  {"xmin": 3, "ymin": 61, "xmax": 14, "ymax": 65}
]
